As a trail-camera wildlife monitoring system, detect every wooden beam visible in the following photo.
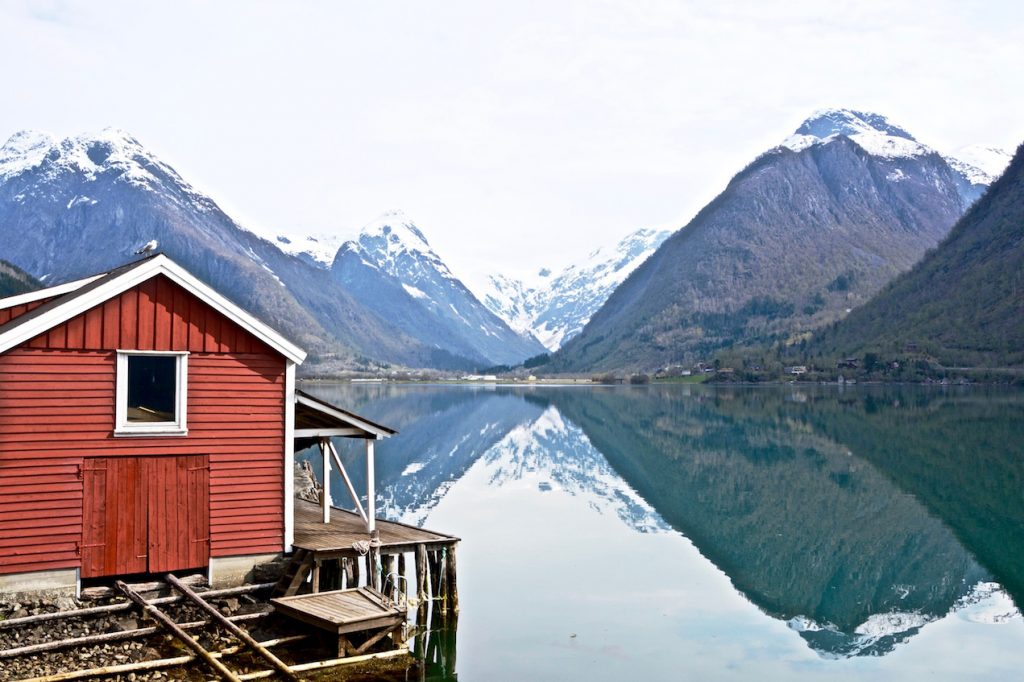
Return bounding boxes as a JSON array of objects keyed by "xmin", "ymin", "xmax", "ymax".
[
  {"xmin": 17, "ymin": 635, "xmax": 307, "ymax": 682},
  {"xmin": 0, "ymin": 583, "xmax": 274, "ymax": 630},
  {"xmin": 115, "ymin": 580, "xmax": 240, "ymax": 682},
  {"xmin": 366, "ymin": 438, "xmax": 376, "ymax": 533},
  {"xmin": 328, "ymin": 439, "xmax": 368, "ymax": 523},
  {"xmin": 320, "ymin": 439, "xmax": 331, "ymax": 523},
  {"xmin": 294, "ymin": 428, "xmax": 364, "ymax": 438},
  {"xmin": 166, "ymin": 573, "xmax": 298, "ymax": 681},
  {"xmin": 0, "ymin": 612, "xmax": 268, "ymax": 659}
]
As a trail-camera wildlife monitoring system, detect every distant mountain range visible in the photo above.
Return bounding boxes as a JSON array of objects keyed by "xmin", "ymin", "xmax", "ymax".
[
  {"xmin": 472, "ymin": 228, "xmax": 671, "ymax": 351},
  {"xmin": 329, "ymin": 211, "xmax": 546, "ymax": 367},
  {"xmin": 0, "ymin": 112, "xmax": 1013, "ymax": 375},
  {"xmin": 0, "ymin": 129, "xmax": 539, "ymax": 371},
  {"xmin": 552, "ymin": 109, "xmax": 1010, "ymax": 372},
  {"xmin": 809, "ymin": 142, "xmax": 1024, "ymax": 368}
]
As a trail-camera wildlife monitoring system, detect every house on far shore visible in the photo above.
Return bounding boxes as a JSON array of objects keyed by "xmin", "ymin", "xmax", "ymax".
[
  {"xmin": 786, "ymin": 365, "xmax": 808, "ymax": 375},
  {"xmin": 0, "ymin": 254, "xmax": 402, "ymax": 599}
]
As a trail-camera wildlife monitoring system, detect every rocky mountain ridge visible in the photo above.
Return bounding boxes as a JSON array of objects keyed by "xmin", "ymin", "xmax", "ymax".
[{"xmin": 552, "ymin": 109, "xmax": 1004, "ymax": 372}]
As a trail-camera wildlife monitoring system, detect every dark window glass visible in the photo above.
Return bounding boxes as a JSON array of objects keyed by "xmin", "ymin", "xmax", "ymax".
[{"xmin": 127, "ymin": 356, "xmax": 177, "ymax": 423}]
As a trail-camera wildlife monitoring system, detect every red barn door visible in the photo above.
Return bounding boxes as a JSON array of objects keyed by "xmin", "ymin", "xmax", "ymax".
[
  {"xmin": 81, "ymin": 455, "xmax": 209, "ymax": 578},
  {"xmin": 147, "ymin": 455, "xmax": 209, "ymax": 572},
  {"xmin": 81, "ymin": 458, "xmax": 148, "ymax": 577}
]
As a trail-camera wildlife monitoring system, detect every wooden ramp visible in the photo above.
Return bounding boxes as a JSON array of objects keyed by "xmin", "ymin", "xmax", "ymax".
[{"xmin": 272, "ymin": 587, "xmax": 407, "ymax": 657}]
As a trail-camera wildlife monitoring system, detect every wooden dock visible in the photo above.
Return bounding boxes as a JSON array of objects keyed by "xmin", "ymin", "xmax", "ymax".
[
  {"xmin": 272, "ymin": 587, "xmax": 407, "ymax": 657},
  {"xmin": 276, "ymin": 500, "xmax": 460, "ymax": 621},
  {"xmin": 293, "ymin": 499, "xmax": 456, "ymax": 554}
]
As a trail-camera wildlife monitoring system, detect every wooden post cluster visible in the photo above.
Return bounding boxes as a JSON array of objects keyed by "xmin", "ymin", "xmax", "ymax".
[{"xmin": 281, "ymin": 540, "xmax": 458, "ymax": 619}]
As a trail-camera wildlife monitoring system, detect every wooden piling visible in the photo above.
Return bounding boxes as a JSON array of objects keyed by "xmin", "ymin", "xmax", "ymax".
[
  {"xmin": 445, "ymin": 543, "xmax": 459, "ymax": 614},
  {"xmin": 428, "ymin": 550, "xmax": 443, "ymax": 601},
  {"xmin": 416, "ymin": 544, "xmax": 428, "ymax": 603},
  {"xmin": 369, "ymin": 545, "xmax": 382, "ymax": 591},
  {"xmin": 384, "ymin": 554, "xmax": 397, "ymax": 600}
]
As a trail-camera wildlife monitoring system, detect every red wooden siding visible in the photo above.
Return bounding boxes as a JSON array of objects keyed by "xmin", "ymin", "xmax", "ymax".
[
  {"xmin": 0, "ymin": 275, "xmax": 287, "ymax": 577},
  {"xmin": 0, "ymin": 460, "xmax": 83, "ymax": 575},
  {"xmin": 22, "ymin": 276, "xmax": 272, "ymax": 355},
  {"xmin": 0, "ymin": 297, "xmax": 53, "ymax": 326}
]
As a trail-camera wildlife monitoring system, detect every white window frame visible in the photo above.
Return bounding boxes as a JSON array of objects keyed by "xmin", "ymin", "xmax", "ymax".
[{"xmin": 115, "ymin": 350, "xmax": 189, "ymax": 437}]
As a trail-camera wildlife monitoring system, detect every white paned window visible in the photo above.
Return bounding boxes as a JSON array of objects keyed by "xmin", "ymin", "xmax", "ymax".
[{"xmin": 114, "ymin": 351, "xmax": 189, "ymax": 436}]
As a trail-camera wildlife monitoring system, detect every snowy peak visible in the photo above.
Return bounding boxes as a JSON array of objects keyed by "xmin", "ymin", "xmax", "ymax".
[
  {"xmin": 779, "ymin": 109, "xmax": 1009, "ymax": 201},
  {"xmin": 0, "ymin": 127, "xmax": 218, "ymax": 213},
  {"xmin": 270, "ymin": 231, "xmax": 347, "ymax": 267},
  {"xmin": 795, "ymin": 108, "xmax": 917, "ymax": 142},
  {"xmin": 329, "ymin": 212, "xmax": 547, "ymax": 367},
  {"xmin": 944, "ymin": 145, "xmax": 1013, "ymax": 185},
  {"xmin": 476, "ymin": 226, "xmax": 672, "ymax": 351},
  {"xmin": 0, "ymin": 130, "xmax": 58, "ymax": 177},
  {"xmin": 782, "ymin": 108, "xmax": 932, "ymax": 159},
  {"xmin": 337, "ymin": 211, "xmax": 456, "ymax": 285},
  {"xmin": 362, "ymin": 210, "xmax": 432, "ymax": 250}
]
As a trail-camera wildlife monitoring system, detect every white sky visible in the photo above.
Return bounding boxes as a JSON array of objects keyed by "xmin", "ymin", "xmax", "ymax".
[{"xmin": 1, "ymin": 0, "xmax": 1022, "ymax": 286}]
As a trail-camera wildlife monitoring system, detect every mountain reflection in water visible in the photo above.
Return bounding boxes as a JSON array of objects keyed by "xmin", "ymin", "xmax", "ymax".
[{"xmin": 299, "ymin": 383, "xmax": 1024, "ymax": 672}]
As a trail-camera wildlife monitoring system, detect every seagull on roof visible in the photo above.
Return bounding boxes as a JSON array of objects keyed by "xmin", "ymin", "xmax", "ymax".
[{"xmin": 134, "ymin": 239, "xmax": 159, "ymax": 255}]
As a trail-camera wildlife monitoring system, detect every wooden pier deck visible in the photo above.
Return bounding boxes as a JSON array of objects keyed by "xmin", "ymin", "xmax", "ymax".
[
  {"xmin": 293, "ymin": 499, "xmax": 458, "ymax": 556},
  {"xmin": 272, "ymin": 587, "xmax": 407, "ymax": 657},
  {"xmin": 277, "ymin": 499, "xmax": 460, "ymax": 619}
]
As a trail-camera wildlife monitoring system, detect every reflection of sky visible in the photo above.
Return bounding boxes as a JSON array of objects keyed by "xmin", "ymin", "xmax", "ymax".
[{"xmin": 426, "ymin": 449, "xmax": 1024, "ymax": 681}]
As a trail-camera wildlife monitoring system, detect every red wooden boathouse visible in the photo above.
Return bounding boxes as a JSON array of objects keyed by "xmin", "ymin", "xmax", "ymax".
[{"xmin": 0, "ymin": 254, "xmax": 394, "ymax": 597}]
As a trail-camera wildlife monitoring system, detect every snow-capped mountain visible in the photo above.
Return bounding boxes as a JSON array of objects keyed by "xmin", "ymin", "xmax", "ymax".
[
  {"xmin": 555, "ymin": 109, "xmax": 995, "ymax": 371},
  {"xmin": 782, "ymin": 108, "xmax": 1007, "ymax": 205},
  {"xmin": 476, "ymin": 227, "xmax": 671, "ymax": 351},
  {"xmin": 0, "ymin": 128, "xmax": 456, "ymax": 371},
  {"xmin": 944, "ymin": 144, "xmax": 1013, "ymax": 186},
  {"xmin": 330, "ymin": 211, "xmax": 547, "ymax": 367},
  {"xmin": 270, "ymin": 230, "xmax": 348, "ymax": 269}
]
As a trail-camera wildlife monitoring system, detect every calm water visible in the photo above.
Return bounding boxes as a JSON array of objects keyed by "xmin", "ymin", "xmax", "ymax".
[{"xmin": 299, "ymin": 383, "xmax": 1024, "ymax": 681}]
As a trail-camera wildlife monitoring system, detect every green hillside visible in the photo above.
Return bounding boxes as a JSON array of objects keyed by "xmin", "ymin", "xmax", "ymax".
[
  {"xmin": 811, "ymin": 143, "xmax": 1024, "ymax": 369},
  {"xmin": 0, "ymin": 259, "xmax": 40, "ymax": 298}
]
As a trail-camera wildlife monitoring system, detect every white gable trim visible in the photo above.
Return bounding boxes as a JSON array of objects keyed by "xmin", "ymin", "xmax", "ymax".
[
  {"xmin": 295, "ymin": 392, "xmax": 394, "ymax": 439},
  {"xmin": 0, "ymin": 274, "xmax": 105, "ymax": 310},
  {"xmin": 0, "ymin": 254, "xmax": 307, "ymax": 363}
]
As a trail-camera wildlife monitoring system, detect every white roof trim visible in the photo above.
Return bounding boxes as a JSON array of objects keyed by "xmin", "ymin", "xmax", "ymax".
[
  {"xmin": 0, "ymin": 254, "xmax": 307, "ymax": 364},
  {"xmin": 0, "ymin": 274, "xmax": 105, "ymax": 310},
  {"xmin": 295, "ymin": 392, "xmax": 394, "ymax": 439}
]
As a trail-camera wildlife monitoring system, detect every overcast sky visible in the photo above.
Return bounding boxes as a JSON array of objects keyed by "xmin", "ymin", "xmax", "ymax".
[{"xmin": 2, "ymin": 0, "xmax": 1022, "ymax": 286}]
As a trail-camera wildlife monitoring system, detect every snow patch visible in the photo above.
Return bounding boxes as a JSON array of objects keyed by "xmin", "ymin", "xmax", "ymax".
[{"xmin": 402, "ymin": 283, "xmax": 428, "ymax": 299}]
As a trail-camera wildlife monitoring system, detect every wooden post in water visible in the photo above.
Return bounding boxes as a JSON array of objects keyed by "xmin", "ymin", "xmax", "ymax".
[
  {"xmin": 416, "ymin": 544, "xmax": 428, "ymax": 603},
  {"xmin": 369, "ymin": 541, "xmax": 382, "ymax": 592},
  {"xmin": 428, "ymin": 550, "xmax": 443, "ymax": 603},
  {"xmin": 398, "ymin": 553, "xmax": 407, "ymax": 602},
  {"xmin": 445, "ymin": 543, "xmax": 459, "ymax": 615},
  {"xmin": 384, "ymin": 554, "xmax": 397, "ymax": 599}
]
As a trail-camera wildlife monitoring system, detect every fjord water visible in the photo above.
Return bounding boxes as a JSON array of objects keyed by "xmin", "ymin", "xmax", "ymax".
[{"xmin": 301, "ymin": 384, "xmax": 1024, "ymax": 680}]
